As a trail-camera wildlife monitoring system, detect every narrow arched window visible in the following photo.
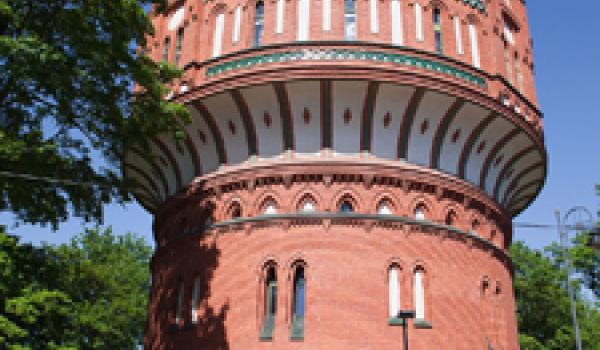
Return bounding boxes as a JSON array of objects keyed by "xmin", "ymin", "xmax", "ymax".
[
  {"xmin": 344, "ymin": 0, "xmax": 357, "ymax": 40},
  {"xmin": 175, "ymin": 27, "xmax": 184, "ymax": 67},
  {"xmin": 260, "ymin": 266, "xmax": 277, "ymax": 340},
  {"xmin": 468, "ymin": 22, "xmax": 480, "ymax": 68},
  {"xmin": 254, "ymin": 1, "xmax": 265, "ymax": 46},
  {"xmin": 388, "ymin": 265, "xmax": 402, "ymax": 324},
  {"xmin": 297, "ymin": 0, "xmax": 310, "ymax": 41},
  {"xmin": 176, "ymin": 281, "xmax": 184, "ymax": 325},
  {"xmin": 433, "ymin": 8, "xmax": 442, "ymax": 53},
  {"xmin": 414, "ymin": 268, "xmax": 425, "ymax": 319},
  {"xmin": 391, "ymin": 0, "xmax": 403, "ymax": 45},
  {"xmin": 290, "ymin": 265, "xmax": 305, "ymax": 340},
  {"xmin": 233, "ymin": 6, "xmax": 242, "ymax": 43},
  {"xmin": 191, "ymin": 276, "xmax": 200, "ymax": 323},
  {"xmin": 415, "ymin": 2, "xmax": 423, "ymax": 42},
  {"xmin": 213, "ymin": 12, "xmax": 225, "ymax": 57},
  {"xmin": 162, "ymin": 36, "xmax": 170, "ymax": 62},
  {"xmin": 471, "ymin": 219, "xmax": 480, "ymax": 236}
]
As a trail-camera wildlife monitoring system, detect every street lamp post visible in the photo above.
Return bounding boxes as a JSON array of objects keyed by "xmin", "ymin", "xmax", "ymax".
[
  {"xmin": 397, "ymin": 310, "xmax": 415, "ymax": 350},
  {"xmin": 555, "ymin": 207, "xmax": 595, "ymax": 350}
]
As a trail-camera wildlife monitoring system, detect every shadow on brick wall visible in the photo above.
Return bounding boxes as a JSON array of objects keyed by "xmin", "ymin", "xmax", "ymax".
[{"xmin": 145, "ymin": 200, "xmax": 230, "ymax": 349}]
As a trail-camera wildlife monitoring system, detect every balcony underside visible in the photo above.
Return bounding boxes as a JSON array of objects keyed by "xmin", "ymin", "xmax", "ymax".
[{"xmin": 124, "ymin": 77, "xmax": 546, "ymax": 216}]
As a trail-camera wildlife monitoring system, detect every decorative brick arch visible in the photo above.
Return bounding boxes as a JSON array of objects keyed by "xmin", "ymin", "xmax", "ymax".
[
  {"xmin": 292, "ymin": 187, "xmax": 324, "ymax": 212},
  {"xmin": 373, "ymin": 192, "xmax": 403, "ymax": 215},
  {"xmin": 331, "ymin": 188, "xmax": 363, "ymax": 213}
]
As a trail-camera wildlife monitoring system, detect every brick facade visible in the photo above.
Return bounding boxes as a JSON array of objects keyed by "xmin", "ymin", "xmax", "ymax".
[{"xmin": 135, "ymin": 1, "xmax": 545, "ymax": 349}]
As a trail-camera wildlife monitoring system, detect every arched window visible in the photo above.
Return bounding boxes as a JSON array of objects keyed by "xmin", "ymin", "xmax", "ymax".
[
  {"xmin": 191, "ymin": 276, "xmax": 200, "ymax": 323},
  {"xmin": 339, "ymin": 200, "xmax": 354, "ymax": 213},
  {"xmin": 414, "ymin": 204, "xmax": 426, "ymax": 221},
  {"xmin": 260, "ymin": 266, "xmax": 277, "ymax": 340},
  {"xmin": 213, "ymin": 11, "xmax": 225, "ymax": 57},
  {"xmin": 388, "ymin": 264, "xmax": 402, "ymax": 324},
  {"xmin": 433, "ymin": 8, "xmax": 442, "ymax": 53},
  {"xmin": 233, "ymin": 6, "xmax": 242, "ymax": 43},
  {"xmin": 377, "ymin": 200, "xmax": 393, "ymax": 215},
  {"xmin": 468, "ymin": 21, "xmax": 480, "ymax": 68},
  {"xmin": 298, "ymin": 195, "xmax": 317, "ymax": 212},
  {"xmin": 445, "ymin": 210, "xmax": 457, "ymax": 226},
  {"xmin": 391, "ymin": 0, "xmax": 403, "ymax": 45},
  {"xmin": 415, "ymin": 2, "xmax": 423, "ymax": 42},
  {"xmin": 176, "ymin": 281, "xmax": 184, "ymax": 325},
  {"xmin": 254, "ymin": 1, "xmax": 265, "ymax": 46},
  {"xmin": 175, "ymin": 27, "xmax": 184, "ymax": 67},
  {"xmin": 413, "ymin": 267, "xmax": 432, "ymax": 328},
  {"xmin": 344, "ymin": 0, "xmax": 357, "ymax": 40},
  {"xmin": 471, "ymin": 219, "xmax": 480, "ymax": 236},
  {"xmin": 162, "ymin": 36, "xmax": 170, "ymax": 62},
  {"xmin": 228, "ymin": 202, "xmax": 242, "ymax": 219},
  {"xmin": 263, "ymin": 199, "xmax": 278, "ymax": 215},
  {"xmin": 297, "ymin": 0, "xmax": 310, "ymax": 41},
  {"xmin": 290, "ymin": 265, "xmax": 305, "ymax": 340}
]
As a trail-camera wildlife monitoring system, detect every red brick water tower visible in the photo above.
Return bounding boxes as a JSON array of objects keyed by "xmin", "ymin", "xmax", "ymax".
[{"xmin": 124, "ymin": 0, "xmax": 546, "ymax": 348}]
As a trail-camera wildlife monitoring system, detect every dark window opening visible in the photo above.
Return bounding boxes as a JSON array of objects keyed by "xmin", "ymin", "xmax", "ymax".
[
  {"xmin": 175, "ymin": 28, "xmax": 184, "ymax": 67},
  {"xmin": 290, "ymin": 266, "xmax": 305, "ymax": 340},
  {"xmin": 260, "ymin": 266, "xmax": 277, "ymax": 341},
  {"xmin": 162, "ymin": 36, "xmax": 170, "ymax": 62},
  {"xmin": 433, "ymin": 9, "xmax": 443, "ymax": 53},
  {"xmin": 339, "ymin": 200, "xmax": 354, "ymax": 213},
  {"xmin": 254, "ymin": 1, "xmax": 265, "ymax": 46}
]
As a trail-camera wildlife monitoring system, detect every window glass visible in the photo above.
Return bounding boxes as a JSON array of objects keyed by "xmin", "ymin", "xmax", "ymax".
[
  {"xmin": 340, "ymin": 201, "xmax": 354, "ymax": 213},
  {"xmin": 433, "ymin": 9, "xmax": 442, "ymax": 53},
  {"xmin": 254, "ymin": 1, "xmax": 265, "ymax": 46},
  {"xmin": 293, "ymin": 267, "xmax": 305, "ymax": 316},
  {"xmin": 175, "ymin": 28, "xmax": 184, "ymax": 67},
  {"xmin": 344, "ymin": 0, "xmax": 357, "ymax": 40},
  {"xmin": 162, "ymin": 37, "xmax": 170, "ymax": 62}
]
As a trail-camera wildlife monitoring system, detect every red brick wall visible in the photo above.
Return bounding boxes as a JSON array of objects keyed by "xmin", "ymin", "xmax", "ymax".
[
  {"xmin": 146, "ymin": 0, "xmax": 537, "ymax": 105},
  {"xmin": 146, "ymin": 223, "xmax": 519, "ymax": 349}
]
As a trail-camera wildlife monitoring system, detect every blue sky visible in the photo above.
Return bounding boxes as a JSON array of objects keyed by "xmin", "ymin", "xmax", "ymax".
[{"xmin": 2, "ymin": 1, "xmax": 599, "ymax": 250}]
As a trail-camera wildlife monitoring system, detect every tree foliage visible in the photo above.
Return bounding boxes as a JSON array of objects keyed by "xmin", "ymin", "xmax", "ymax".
[
  {"xmin": 512, "ymin": 239, "xmax": 600, "ymax": 350},
  {"xmin": 0, "ymin": 226, "xmax": 151, "ymax": 349},
  {"xmin": 0, "ymin": 0, "xmax": 189, "ymax": 228}
]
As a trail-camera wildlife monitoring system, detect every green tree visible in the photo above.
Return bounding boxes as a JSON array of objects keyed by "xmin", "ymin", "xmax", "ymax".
[
  {"xmin": 512, "ymin": 240, "xmax": 600, "ymax": 350},
  {"xmin": 0, "ymin": 0, "xmax": 189, "ymax": 229},
  {"xmin": 0, "ymin": 226, "xmax": 151, "ymax": 349}
]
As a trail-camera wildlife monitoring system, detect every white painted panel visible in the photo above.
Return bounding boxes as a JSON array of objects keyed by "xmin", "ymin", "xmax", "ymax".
[
  {"xmin": 240, "ymin": 84, "xmax": 285, "ymax": 158},
  {"xmin": 297, "ymin": 0, "xmax": 310, "ymax": 41},
  {"xmin": 407, "ymin": 91, "xmax": 455, "ymax": 167},
  {"xmin": 276, "ymin": 0, "xmax": 285, "ymax": 34},
  {"xmin": 391, "ymin": 0, "xmax": 403, "ymax": 45},
  {"xmin": 484, "ymin": 133, "xmax": 530, "ymax": 193},
  {"xmin": 203, "ymin": 93, "xmax": 249, "ymax": 165},
  {"xmin": 438, "ymin": 102, "xmax": 488, "ymax": 175},
  {"xmin": 497, "ymin": 151, "xmax": 542, "ymax": 204},
  {"xmin": 415, "ymin": 271, "xmax": 425, "ymax": 320},
  {"xmin": 188, "ymin": 106, "xmax": 220, "ymax": 174},
  {"xmin": 323, "ymin": 0, "xmax": 331, "ymax": 31},
  {"xmin": 454, "ymin": 16, "xmax": 463, "ymax": 55},
  {"xmin": 332, "ymin": 81, "xmax": 367, "ymax": 154},
  {"xmin": 169, "ymin": 7, "xmax": 185, "ymax": 31},
  {"xmin": 464, "ymin": 118, "xmax": 512, "ymax": 186},
  {"xmin": 469, "ymin": 23, "xmax": 480, "ymax": 68},
  {"xmin": 233, "ymin": 6, "xmax": 242, "ymax": 42},
  {"xmin": 415, "ymin": 3, "xmax": 423, "ymax": 42},
  {"xmin": 370, "ymin": 0, "xmax": 379, "ymax": 33},
  {"xmin": 371, "ymin": 84, "xmax": 415, "ymax": 159},
  {"xmin": 157, "ymin": 133, "xmax": 195, "ymax": 187},
  {"xmin": 213, "ymin": 13, "xmax": 225, "ymax": 57},
  {"xmin": 389, "ymin": 267, "xmax": 400, "ymax": 318},
  {"xmin": 287, "ymin": 81, "xmax": 321, "ymax": 153}
]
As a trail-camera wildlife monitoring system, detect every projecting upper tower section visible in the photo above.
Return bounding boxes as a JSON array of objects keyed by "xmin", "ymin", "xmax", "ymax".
[
  {"xmin": 125, "ymin": 0, "xmax": 546, "ymax": 217},
  {"xmin": 146, "ymin": 0, "xmax": 538, "ymax": 105}
]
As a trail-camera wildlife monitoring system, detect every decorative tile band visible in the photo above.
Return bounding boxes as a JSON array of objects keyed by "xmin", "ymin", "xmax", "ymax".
[{"xmin": 206, "ymin": 48, "xmax": 487, "ymax": 87}]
